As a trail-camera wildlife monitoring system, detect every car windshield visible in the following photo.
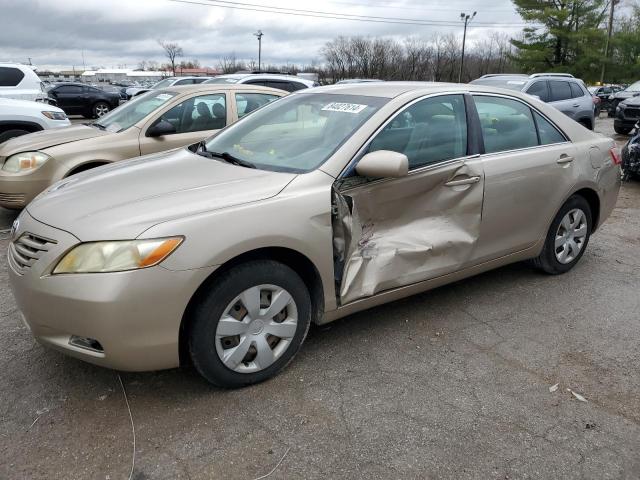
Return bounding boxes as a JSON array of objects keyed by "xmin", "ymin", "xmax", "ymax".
[
  {"xmin": 202, "ymin": 93, "xmax": 387, "ymax": 173},
  {"xmin": 625, "ymin": 81, "xmax": 640, "ymax": 92},
  {"xmin": 204, "ymin": 77, "xmax": 241, "ymax": 84},
  {"xmin": 151, "ymin": 78, "xmax": 176, "ymax": 89},
  {"xmin": 588, "ymin": 86, "xmax": 597, "ymax": 93},
  {"xmin": 92, "ymin": 90, "xmax": 177, "ymax": 133},
  {"xmin": 471, "ymin": 77, "xmax": 528, "ymax": 91}
]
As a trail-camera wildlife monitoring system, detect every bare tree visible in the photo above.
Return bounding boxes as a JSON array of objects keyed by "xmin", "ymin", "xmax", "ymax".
[{"xmin": 159, "ymin": 41, "xmax": 183, "ymax": 76}]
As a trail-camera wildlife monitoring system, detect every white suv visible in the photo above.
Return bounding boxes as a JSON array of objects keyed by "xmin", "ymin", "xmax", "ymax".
[
  {"xmin": 0, "ymin": 98, "xmax": 70, "ymax": 143},
  {"xmin": 204, "ymin": 73, "xmax": 317, "ymax": 92},
  {"xmin": 0, "ymin": 63, "xmax": 48, "ymax": 102}
]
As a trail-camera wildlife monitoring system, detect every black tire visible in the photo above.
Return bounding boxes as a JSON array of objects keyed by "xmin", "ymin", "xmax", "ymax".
[
  {"xmin": 0, "ymin": 129, "xmax": 30, "ymax": 144},
  {"xmin": 530, "ymin": 195, "xmax": 592, "ymax": 275},
  {"xmin": 614, "ymin": 125, "xmax": 632, "ymax": 135},
  {"xmin": 92, "ymin": 101, "xmax": 110, "ymax": 118},
  {"xmin": 188, "ymin": 260, "xmax": 312, "ymax": 388}
]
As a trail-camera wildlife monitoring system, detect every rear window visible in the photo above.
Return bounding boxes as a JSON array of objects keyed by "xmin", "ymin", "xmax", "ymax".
[
  {"xmin": 0, "ymin": 67, "xmax": 25, "ymax": 87},
  {"xmin": 549, "ymin": 81, "xmax": 572, "ymax": 102}
]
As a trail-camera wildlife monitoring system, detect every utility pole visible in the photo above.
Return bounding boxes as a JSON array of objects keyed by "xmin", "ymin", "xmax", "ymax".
[
  {"xmin": 600, "ymin": 0, "xmax": 616, "ymax": 85},
  {"xmin": 458, "ymin": 11, "xmax": 476, "ymax": 83},
  {"xmin": 254, "ymin": 30, "xmax": 263, "ymax": 72}
]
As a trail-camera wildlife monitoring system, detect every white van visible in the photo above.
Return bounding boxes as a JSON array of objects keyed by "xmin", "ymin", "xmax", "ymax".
[{"xmin": 0, "ymin": 63, "xmax": 48, "ymax": 102}]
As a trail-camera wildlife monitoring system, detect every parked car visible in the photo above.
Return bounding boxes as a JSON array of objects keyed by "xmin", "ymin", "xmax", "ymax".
[
  {"xmin": 613, "ymin": 95, "xmax": 640, "ymax": 134},
  {"xmin": 0, "ymin": 98, "xmax": 70, "ymax": 144},
  {"xmin": 588, "ymin": 85, "xmax": 620, "ymax": 114},
  {"xmin": 98, "ymin": 84, "xmax": 128, "ymax": 102},
  {"xmin": 8, "ymin": 82, "xmax": 620, "ymax": 387},
  {"xmin": 204, "ymin": 73, "xmax": 317, "ymax": 92},
  {"xmin": 471, "ymin": 73, "xmax": 596, "ymax": 129},
  {"xmin": 0, "ymin": 84, "xmax": 285, "ymax": 208},
  {"xmin": 606, "ymin": 80, "xmax": 640, "ymax": 117},
  {"xmin": 621, "ymin": 122, "xmax": 640, "ymax": 179},
  {"xmin": 0, "ymin": 63, "xmax": 49, "ymax": 103},
  {"xmin": 126, "ymin": 77, "xmax": 213, "ymax": 99},
  {"xmin": 335, "ymin": 79, "xmax": 383, "ymax": 84},
  {"xmin": 46, "ymin": 82, "xmax": 120, "ymax": 118}
]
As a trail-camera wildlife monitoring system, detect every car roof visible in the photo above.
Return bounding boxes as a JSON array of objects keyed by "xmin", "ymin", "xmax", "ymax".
[
  {"xmin": 304, "ymin": 81, "xmax": 473, "ymax": 98},
  {"xmin": 213, "ymin": 73, "xmax": 315, "ymax": 85},
  {"xmin": 160, "ymin": 84, "xmax": 289, "ymax": 94}
]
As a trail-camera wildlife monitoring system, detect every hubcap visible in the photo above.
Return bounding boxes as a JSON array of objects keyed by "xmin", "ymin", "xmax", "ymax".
[
  {"xmin": 96, "ymin": 105, "xmax": 109, "ymax": 117},
  {"xmin": 215, "ymin": 284, "xmax": 298, "ymax": 373},
  {"xmin": 555, "ymin": 208, "xmax": 588, "ymax": 264}
]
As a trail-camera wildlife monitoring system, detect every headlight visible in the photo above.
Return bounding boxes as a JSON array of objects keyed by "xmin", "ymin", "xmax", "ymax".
[
  {"xmin": 41, "ymin": 111, "xmax": 67, "ymax": 120},
  {"xmin": 2, "ymin": 151, "xmax": 50, "ymax": 173},
  {"xmin": 53, "ymin": 237, "xmax": 183, "ymax": 274}
]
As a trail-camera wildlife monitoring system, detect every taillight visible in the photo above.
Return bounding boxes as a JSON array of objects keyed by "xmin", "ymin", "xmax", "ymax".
[{"xmin": 610, "ymin": 147, "xmax": 622, "ymax": 165}]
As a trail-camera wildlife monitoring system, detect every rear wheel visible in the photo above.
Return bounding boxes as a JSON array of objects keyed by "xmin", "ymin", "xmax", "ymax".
[
  {"xmin": 188, "ymin": 260, "xmax": 312, "ymax": 388},
  {"xmin": 530, "ymin": 195, "xmax": 592, "ymax": 275},
  {"xmin": 0, "ymin": 128, "xmax": 30, "ymax": 144}
]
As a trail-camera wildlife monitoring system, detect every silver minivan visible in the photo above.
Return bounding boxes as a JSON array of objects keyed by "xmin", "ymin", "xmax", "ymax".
[{"xmin": 471, "ymin": 73, "xmax": 596, "ymax": 130}]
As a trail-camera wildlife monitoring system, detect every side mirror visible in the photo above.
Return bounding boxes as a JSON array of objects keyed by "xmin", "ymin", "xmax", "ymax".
[
  {"xmin": 147, "ymin": 120, "xmax": 176, "ymax": 137},
  {"xmin": 356, "ymin": 150, "xmax": 409, "ymax": 178}
]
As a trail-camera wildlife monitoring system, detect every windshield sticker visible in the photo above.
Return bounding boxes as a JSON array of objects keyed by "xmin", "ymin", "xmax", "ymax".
[
  {"xmin": 155, "ymin": 93, "xmax": 172, "ymax": 101},
  {"xmin": 321, "ymin": 102, "xmax": 368, "ymax": 114}
]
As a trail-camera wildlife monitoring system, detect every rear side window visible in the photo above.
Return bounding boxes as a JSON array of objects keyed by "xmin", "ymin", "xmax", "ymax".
[
  {"xmin": 474, "ymin": 96, "xmax": 537, "ymax": 153},
  {"xmin": 525, "ymin": 81, "xmax": 549, "ymax": 102},
  {"xmin": 0, "ymin": 67, "xmax": 25, "ymax": 87},
  {"xmin": 245, "ymin": 80, "xmax": 269, "ymax": 87},
  {"xmin": 174, "ymin": 79, "xmax": 195, "ymax": 86},
  {"xmin": 533, "ymin": 111, "xmax": 566, "ymax": 145},
  {"xmin": 368, "ymin": 94, "xmax": 467, "ymax": 169},
  {"xmin": 549, "ymin": 81, "xmax": 572, "ymax": 102}
]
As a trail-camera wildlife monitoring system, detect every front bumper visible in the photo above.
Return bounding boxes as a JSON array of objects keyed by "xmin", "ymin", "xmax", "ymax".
[
  {"xmin": 8, "ymin": 210, "xmax": 216, "ymax": 371},
  {"xmin": 0, "ymin": 174, "xmax": 49, "ymax": 209}
]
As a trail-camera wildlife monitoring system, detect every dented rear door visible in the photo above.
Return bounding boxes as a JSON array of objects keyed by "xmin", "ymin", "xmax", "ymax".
[{"xmin": 332, "ymin": 93, "xmax": 485, "ymax": 305}]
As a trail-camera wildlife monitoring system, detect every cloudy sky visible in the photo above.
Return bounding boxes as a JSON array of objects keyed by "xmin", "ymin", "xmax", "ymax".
[{"xmin": 3, "ymin": 0, "xmax": 528, "ymax": 71}]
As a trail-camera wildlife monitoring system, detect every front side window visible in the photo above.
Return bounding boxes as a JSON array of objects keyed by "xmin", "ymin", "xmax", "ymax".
[
  {"xmin": 94, "ymin": 90, "xmax": 178, "ymax": 132},
  {"xmin": 203, "ymin": 93, "xmax": 387, "ymax": 173},
  {"xmin": 474, "ymin": 95, "xmax": 537, "ymax": 153},
  {"xmin": 525, "ymin": 81, "xmax": 549, "ymax": 102},
  {"xmin": 235, "ymin": 93, "xmax": 280, "ymax": 118},
  {"xmin": 367, "ymin": 94, "xmax": 467, "ymax": 169},
  {"xmin": 174, "ymin": 79, "xmax": 195, "ymax": 86},
  {"xmin": 56, "ymin": 85, "xmax": 84, "ymax": 94},
  {"xmin": 0, "ymin": 67, "xmax": 25, "ymax": 87},
  {"xmin": 549, "ymin": 81, "xmax": 572, "ymax": 101},
  {"xmin": 570, "ymin": 82, "xmax": 585, "ymax": 98},
  {"xmin": 155, "ymin": 93, "xmax": 226, "ymax": 133}
]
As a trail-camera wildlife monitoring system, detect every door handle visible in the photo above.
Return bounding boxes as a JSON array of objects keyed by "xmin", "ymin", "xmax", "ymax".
[
  {"xmin": 445, "ymin": 175, "xmax": 481, "ymax": 187},
  {"xmin": 557, "ymin": 154, "xmax": 574, "ymax": 164},
  {"xmin": 572, "ymin": 104, "xmax": 580, "ymax": 108}
]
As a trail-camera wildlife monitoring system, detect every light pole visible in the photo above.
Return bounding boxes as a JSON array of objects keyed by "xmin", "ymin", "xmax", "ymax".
[
  {"xmin": 254, "ymin": 30, "xmax": 264, "ymax": 72},
  {"xmin": 458, "ymin": 11, "xmax": 476, "ymax": 83}
]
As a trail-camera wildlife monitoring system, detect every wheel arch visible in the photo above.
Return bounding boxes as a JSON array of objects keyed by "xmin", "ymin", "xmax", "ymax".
[
  {"xmin": 178, "ymin": 246, "xmax": 324, "ymax": 366},
  {"xmin": 65, "ymin": 160, "xmax": 111, "ymax": 177},
  {"xmin": 572, "ymin": 187, "xmax": 601, "ymax": 232},
  {"xmin": 0, "ymin": 120, "xmax": 44, "ymax": 134}
]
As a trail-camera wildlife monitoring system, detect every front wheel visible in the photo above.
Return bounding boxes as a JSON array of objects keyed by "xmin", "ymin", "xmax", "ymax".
[
  {"xmin": 614, "ymin": 125, "xmax": 632, "ymax": 135},
  {"xmin": 92, "ymin": 101, "xmax": 110, "ymax": 118},
  {"xmin": 530, "ymin": 195, "xmax": 592, "ymax": 275},
  {"xmin": 188, "ymin": 260, "xmax": 312, "ymax": 388}
]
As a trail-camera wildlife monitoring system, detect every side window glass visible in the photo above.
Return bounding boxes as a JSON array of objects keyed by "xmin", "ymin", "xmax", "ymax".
[
  {"xmin": 245, "ymin": 80, "xmax": 268, "ymax": 87},
  {"xmin": 289, "ymin": 82, "xmax": 307, "ymax": 92},
  {"xmin": 0, "ymin": 67, "xmax": 25, "ymax": 87},
  {"xmin": 368, "ymin": 94, "xmax": 467, "ymax": 170},
  {"xmin": 267, "ymin": 81, "xmax": 293, "ymax": 92},
  {"xmin": 525, "ymin": 81, "xmax": 549, "ymax": 102},
  {"xmin": 174, "ymin": 79, "xmax": 192, "ymax": 86},
  {"xmin": 57, "ymin": 85, "xmax": 83, "ymax": 94},
  {"xmin": 185, "ymin": 94, "xmax": 227, "ymax": 132},
  {"xmin": 474, "ymin": 95, "xmax": 537, "ymax": 153},
  {"xmin": 235, "ymin": 93, "xmax": 280, "ymax": 118},
  {"xmin": 602, "ymin": 87, "xmax": 612, "ymax": 94},
  {"xmin": 549, "ymin": 81, "xmax": 572, "ymax": 102},
  {"xmin": 533, "ymin": 111, "xmax": 566, "ymax": 145},
  {"xmin": 569, "ymin": 83, "xmax": 584, "ymax": 98}
]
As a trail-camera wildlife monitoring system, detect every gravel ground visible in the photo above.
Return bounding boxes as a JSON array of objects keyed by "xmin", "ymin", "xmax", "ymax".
[{"xmin": 1, "ymin": 118, "xmax": 639, "ymax": 479}]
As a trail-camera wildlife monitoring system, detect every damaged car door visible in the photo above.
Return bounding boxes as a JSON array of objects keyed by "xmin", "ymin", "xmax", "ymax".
[{"xmin": 333, "ymin": 94, "xmax": 485, "ymax": 305}]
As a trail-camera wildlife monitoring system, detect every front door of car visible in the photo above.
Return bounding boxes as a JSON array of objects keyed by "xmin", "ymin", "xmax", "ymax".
[
  {"xmin": 139, "ymin": 92, "xmax": 229, "ymax": 155},
  {"xmin": 471, "ymin": 94, "xmax": 578, "ymax": 263},
  {"xmin": 333, "ymin": 94, "xmax": 485, "ymax": 305},
  {"xmin": 52, "ymin": 85, "xmax": 84, "ymax": 114}
]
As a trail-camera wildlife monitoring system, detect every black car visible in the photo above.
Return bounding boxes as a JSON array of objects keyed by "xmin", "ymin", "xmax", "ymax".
[
  {"xmin": 613, "ymin": 96, "xmax": 640, "ymax": 134},
  {"xmin": 46, "ymin": 82, "xmax": 120, "ymax": 118},
  {"xmin": 606, "ymin": 81, "xmax": 640, "ymax": 117},
  {"xmin": 98, "ymin": 84, "xmax": 128, "ymax": 101}
]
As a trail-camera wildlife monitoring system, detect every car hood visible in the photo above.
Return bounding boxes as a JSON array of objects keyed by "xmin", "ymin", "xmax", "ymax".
[
  {"xmin": 26, "ymin": 148, "xmax": 297, "ymax": 241},
  {"xmin": 620, "ymin": 96, "xmax": 640, "ymax": 107},
  {"xmin": 614, "ymin": 91, "xmax": 640, "ymax": 100},
  {"xmin": 0, "ymin": 124, "xmax": 108, "ymax": 156}
]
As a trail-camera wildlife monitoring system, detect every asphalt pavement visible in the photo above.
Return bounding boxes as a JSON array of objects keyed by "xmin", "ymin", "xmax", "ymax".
[{"xmin": 1, "ymin": 118, "xmax": 639, "ymax": 479}]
